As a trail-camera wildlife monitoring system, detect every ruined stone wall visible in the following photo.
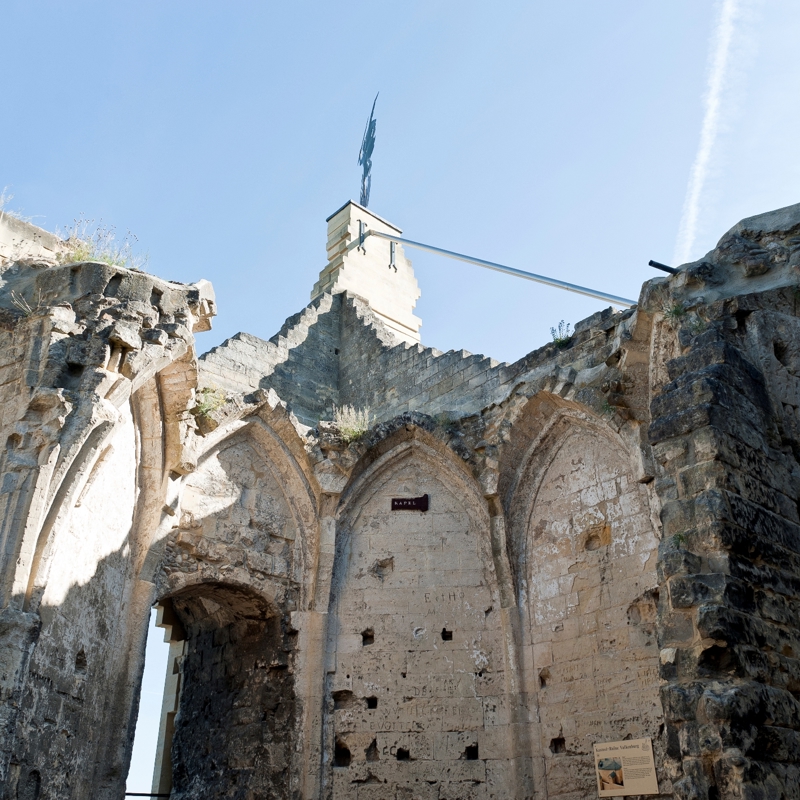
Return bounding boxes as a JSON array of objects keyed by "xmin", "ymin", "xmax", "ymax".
[
  {"xmin": 8, "ymin": 403, "xmax": 138, "ymax": 798},
  {"xmin": 199, "ymin": 293, "xmax": 340, "ymax": 426},
  {"xmin": 651, "ymin": 290, "xmax": 800, "ymax": 799},
  {"xmin": 168, "ymin": 435, "xmax": 301, "ymax": 588},
  {"xmin": 200, "ymin": 291, "xmax": 513, "ymax": 430},
  {"xmin": 2, "ymin": 204, "xmax": 800, "ymax": 800},
  {"xmin": 338, "ymin": 296, "xmax": 509, "ymax": 424},
  {"xmin": 199, "ymin": 286, "xmax": 632, "ymax": 436},
  {"xmin": 0, "ymin": 215, "xmax": 66, "ymax": 267},
  {"xmin": 169, "ymin": 588, "xmax": 297, "ymax": 800},
  {"xmin": 150, "ymin": 396, "xmax": 322, "ymax": 800},
  {"xmin": 513, "ymin": 418, "xmax": 662, "ymax": 797},
  {"xmin": 0, "ymin": 226, "xmax": 216, "ymax": 800}
]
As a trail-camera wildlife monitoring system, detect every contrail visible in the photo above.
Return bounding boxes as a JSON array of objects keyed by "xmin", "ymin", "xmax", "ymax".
[{"xmin": 673, "ymin": 0, "xmax": 740, "ymax": 266}]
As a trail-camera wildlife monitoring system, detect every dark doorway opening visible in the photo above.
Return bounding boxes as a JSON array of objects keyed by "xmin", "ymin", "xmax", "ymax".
[{"xmin": 164, "ymin": 584, "xmax": 296, "ymax": 799}]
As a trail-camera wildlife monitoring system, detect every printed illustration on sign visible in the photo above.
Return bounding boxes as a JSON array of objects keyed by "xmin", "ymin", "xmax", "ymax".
[
  {"xmin": 598, "ymin": 757, "xmax": 624, "ymax": 788},
  {"xmin": 593, "ymin": 738, "xmax": 659, "ymax": 796}
]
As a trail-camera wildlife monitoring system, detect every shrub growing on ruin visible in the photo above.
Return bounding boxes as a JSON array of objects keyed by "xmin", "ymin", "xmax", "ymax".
[
  {"xmin": 194, "ymin": 387, "xmax": 227, "ymax": 416},
  {"xmin": 550, "ymin": 320, "xmax": 572, "ymax": 347},
  {"xmin": 333, "ymin": 404, "xmax": 372, "ymax": 443},
  {"xmin": 57, "ymin": 216, "xmax": 149, "ymax": 271},
  {"xmin": 663, "ymin": 301, "xmax": 687, "ymax": 323}
]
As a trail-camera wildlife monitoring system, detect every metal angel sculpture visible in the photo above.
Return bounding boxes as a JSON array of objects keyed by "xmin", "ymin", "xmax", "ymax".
[{"xmin": 358, "ymin": 93, "xmax": 378, "ymax": 207}]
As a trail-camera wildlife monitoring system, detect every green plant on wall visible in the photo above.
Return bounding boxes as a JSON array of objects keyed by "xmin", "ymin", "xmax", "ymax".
[
  {"xmin": 663, "ymin": 302, "xmax": 687, "ymax": 323},
  {"xmin": 333, "ymin": 404, "xmax": 372, "ymax": 443},
  {"xmin": 194, "ymin": 387, "xmax": 227, "ymax": 417},
  {"xmin": 57, "ymin": 216, "xmax": 149, "ymax": 271},
  {"xmin": 672, "ymin": 532, "xmax": 688, "ymax": 548},
  {"xmin": 551, "ymin": 320, "xmax": 572, "ymax": 347}
]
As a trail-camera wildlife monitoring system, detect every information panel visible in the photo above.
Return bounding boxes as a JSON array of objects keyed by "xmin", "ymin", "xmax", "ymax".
[{"xmin": 593, "ymin": 738, "xmax": 659, "ymax": 796}]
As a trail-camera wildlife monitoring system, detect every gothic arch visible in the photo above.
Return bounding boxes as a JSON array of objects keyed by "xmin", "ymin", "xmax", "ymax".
[
  {"xmin": 158, "ymin": 417, "xmax": 318, "ymax": 609},
  {"xmin": 507, "ymin": 402, "xmax": 663, "ymax": 798},
  {"xmin": 19, "ymin": 416, "xmax": 118, "ymax": 612},
  {"xmin": 506, "ymin": 407, "xmax": 636, "ymax": 592},
  {"xmin": 337, "ymin": 429, "xmax": 488, "ymax": 533},
  {"xmin": 150, "ymin": 408, "xmax": 319, "ymax": 800},
  {"xmin": 15, "ymin": 353, "xmax": 183, "ymax": 614},
  {"xmin": 5, "ymin": 373, "xmax": 172, "ymax": 800},
  {"xmin": 322, "ymin": 432, "xmax": 525, "ymax": 799}
]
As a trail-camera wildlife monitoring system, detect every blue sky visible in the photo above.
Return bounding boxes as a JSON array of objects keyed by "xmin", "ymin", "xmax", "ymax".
[
  {"xmin": 4, "ymin": 0, "xmax": 799, "ymax": 791},
  {"xmin": 5, "ymin": 1, "xmax": 798, "ymax": 365}
]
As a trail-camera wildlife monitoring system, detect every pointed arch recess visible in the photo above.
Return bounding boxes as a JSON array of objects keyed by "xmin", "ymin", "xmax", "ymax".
[
  {"xmin": 160, "ymin": 414, "xmax": 320, "ymax": 611},
  {"xmin": 321, "ymin": 433, "xmax": 523, "ymax": 799},
  {"xmin": 338, "ymin": 431, "xmax": 488, "ymax": 530},
  {"xmin": 508, "ymin": 402, "xmax": 663, "ymax": 797},
  {"xmin": 504, "ymin": 402, "xmax": 638, "ymax": 599}
]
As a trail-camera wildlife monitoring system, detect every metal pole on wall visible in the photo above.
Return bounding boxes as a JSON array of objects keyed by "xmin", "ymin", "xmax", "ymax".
[{"xmin": 365, "ymin": 229, "xmax": 638, "ymax": 309}]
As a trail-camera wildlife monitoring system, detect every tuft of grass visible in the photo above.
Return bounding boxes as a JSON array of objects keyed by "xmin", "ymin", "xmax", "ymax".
[
  {"xmin": 550, "ymin": 320, "xmax": 572, "ymax": 348},
  {"xmin": 194, "ymin": 387, "xmax": 227, "ymax": 416},
  {"xmin": 663, "ymin": 302, "xmax": 687, "ymax": 322},
  {"xmin": 333, "ymin": 404, "xmax": 372, "ymax": 443},
  {"xmin": 672, "ymin": 532, "xmax": 688, "ymax": 548},
  {"xmin": 57, "ymin": 216, "xmax": 149, "ymax": 271},
  {"xmin": 9, "ymin": 289, "xmax": 43, "ymax": 317}
]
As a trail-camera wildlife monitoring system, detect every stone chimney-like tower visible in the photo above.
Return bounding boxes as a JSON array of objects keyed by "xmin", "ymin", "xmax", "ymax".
[{"xmin": 311, "ymin": 200, "xmax": 421, "ymax": 343}]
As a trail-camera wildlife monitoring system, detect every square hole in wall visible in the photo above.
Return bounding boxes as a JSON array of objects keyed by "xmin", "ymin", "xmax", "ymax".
[
  {"xmin": 464, "ymin": 744, "xmax": 479, "ymax": 760},
  {"xmin": 362, "ymin": 628, "xmax": 375, "ymax": 646},
  {"xmin": 441, "ymin": 628, "xmax": 453, "ymax": 641},
  {"xmin": 366, "ymin": 696, "xmax": 378, "ymax": 709},
  {"xmin": 332, "ymin": 690, "xmax": 356, "ymax": 710}
]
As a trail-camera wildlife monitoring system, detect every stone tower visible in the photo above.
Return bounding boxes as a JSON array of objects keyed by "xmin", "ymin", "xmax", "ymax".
[{"xmin": 311, "ymin": 200, "xmax": 421, "ymax": 343}]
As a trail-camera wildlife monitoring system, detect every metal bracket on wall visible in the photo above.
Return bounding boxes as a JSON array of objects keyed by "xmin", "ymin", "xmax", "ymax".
[{"xmin": 358, "ymin": 220, "xmax": 367, "ymax": 253}]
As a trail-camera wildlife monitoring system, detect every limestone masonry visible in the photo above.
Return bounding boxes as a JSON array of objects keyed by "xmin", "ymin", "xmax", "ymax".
[{"xmin": 1, "ymin": 198, "xmax": 800, "ymax": 800}]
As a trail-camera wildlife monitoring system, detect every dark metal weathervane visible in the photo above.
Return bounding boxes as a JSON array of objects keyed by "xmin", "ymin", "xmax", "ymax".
[{"xmin": 358, "ymin": 93, "xmax": 378, "ymax": 207}]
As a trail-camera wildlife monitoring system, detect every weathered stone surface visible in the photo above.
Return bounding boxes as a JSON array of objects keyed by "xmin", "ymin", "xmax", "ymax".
[{"xmin": 2, "ymin": 202, "xmax": 800, "ymax": 799}]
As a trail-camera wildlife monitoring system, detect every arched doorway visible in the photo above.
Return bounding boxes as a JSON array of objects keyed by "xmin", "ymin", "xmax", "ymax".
[{"xmin": 160, "ymin": 583, "xmax": 297, "ymax": 800}]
